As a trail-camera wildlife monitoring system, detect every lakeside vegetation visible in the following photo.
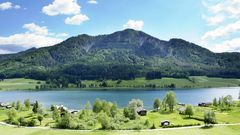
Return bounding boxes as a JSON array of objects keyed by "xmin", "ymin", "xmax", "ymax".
[
  {"xmin": 0, "ymin": 76, "xmax": 240, "ymax": 91},
  {"xmin": 0, "ymin": 91, "xmax": 240, "ymax": 131}
]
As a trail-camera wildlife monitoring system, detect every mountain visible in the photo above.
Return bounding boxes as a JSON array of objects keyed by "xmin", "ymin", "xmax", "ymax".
[{"xmin": 0, "ymin": 29, "xmax": 240, "ymax": 81}]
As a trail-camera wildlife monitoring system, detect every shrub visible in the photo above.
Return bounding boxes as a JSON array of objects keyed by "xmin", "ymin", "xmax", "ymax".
[
  {"xmin": 151, "ymin": 123, "xmax": 156, "ymax": 129},
  {"xmin": 37, "ymin": 115, "xmax": 44, "ymax": 125},
  {"xmin": 185, "ymin": 105, "xmax": 194, "ymax": 117},
  {"xmin": 7, "ymin": 108, "xmax": 17, "ymax": 122},
  {"xmin": 18, "ymin": 117, "xmax": 27, "ymax": 126},
  {"xmin": 28, "ymin": 119, "xmax": 37, "ymax": 127},
  {"xmin": 98, "ymin": 112, "xmax": 111, "ymax": 129},
  {"xmin": 204, "ymin": 111, "xmax": 217, "ymax": 125}
]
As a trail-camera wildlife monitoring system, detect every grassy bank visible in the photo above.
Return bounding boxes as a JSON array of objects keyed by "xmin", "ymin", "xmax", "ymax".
[
  {"xmin": 0, "ymin": 125, "xmax": 240, "ymax": 135},
  {"xmin": 82, "ymin": 76, "xmax": 240, "ymax": 89},
  {"xmin": 0, "ymin": 78, "xmax": 43, "ymax": 91},
  {"xmin": 0, "ymin": 76, "xmax": 240, "ymax": 91}
]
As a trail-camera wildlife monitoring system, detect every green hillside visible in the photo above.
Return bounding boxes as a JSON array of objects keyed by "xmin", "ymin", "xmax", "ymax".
[{"xmin": 0, "ymin": 29, "xmax": 240, "ymax": 82}]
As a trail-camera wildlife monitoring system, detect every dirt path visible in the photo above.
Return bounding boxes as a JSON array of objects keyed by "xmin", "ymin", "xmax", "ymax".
[{"xmin": 1, "ymin": 122, "xmax": 240, "ymax": 132}]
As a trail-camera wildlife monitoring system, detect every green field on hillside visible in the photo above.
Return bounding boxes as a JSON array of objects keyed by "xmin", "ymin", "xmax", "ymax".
[
  {"xmin": 0, "ymin": 76, "xmax": 239, "ymax": 91},
  {"xmin": 0, "ymin": 78, "xmax": 43, "ymax": 91},
  {"xmin": 82, "ymin": 76, "xmax": 240, "ymax": 89}
]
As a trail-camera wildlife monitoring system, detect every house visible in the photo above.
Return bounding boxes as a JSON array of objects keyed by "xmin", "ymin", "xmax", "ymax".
[
  {"xmin": 68, "ymin": 109, "xmax": 79, "ymax": 114},
  {"xmin": 161, "ymin": 120, "xmax": 171, "ymax": 126},
  {"xmin": 6, "ymin": 105, "xmax": 12, "ymax": 109},
  {"xmin": 136, "ymin": 108, "xmax": 147, "ymax": 116},
  {"xmin": 54, "ymin": 105, "xmax": 79, "ymax": 116},
  {"xmin": 177, "ymin": 103, "xmax": 185, "ymax": 106},
  {"xmin": 198, "ymin": 102, "xmax": 212, "ymax": 107},
  {"xmin": 0, "ymin": 102, "xmax": 12, "ymax": 109}
]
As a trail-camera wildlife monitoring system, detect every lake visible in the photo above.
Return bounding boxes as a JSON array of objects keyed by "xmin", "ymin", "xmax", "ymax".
[{"xmin": 0, "ymin": 87, "xmax": 239, "ymax": 110}]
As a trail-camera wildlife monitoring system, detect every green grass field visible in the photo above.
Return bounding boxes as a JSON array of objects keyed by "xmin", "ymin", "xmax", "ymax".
[
  {"xmin": 0, "ymin": 78, "xmax": 43, "ymax": 91},
  {"xmin": 0, "ymin": 76, "xmax": 239, "ymax": 91},
  {"xmin": 82, "ymin": 76, "xmax": 240, "ymax": 89},
  {"xmin": 0, "ymin": 125, "xmax": 240, "ymax": 135}
]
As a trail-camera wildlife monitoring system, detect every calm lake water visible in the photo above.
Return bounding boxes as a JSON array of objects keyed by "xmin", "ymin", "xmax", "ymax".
[{"xmin": 0, "ymin": 87, "xmax": 239, "ymax": 110}]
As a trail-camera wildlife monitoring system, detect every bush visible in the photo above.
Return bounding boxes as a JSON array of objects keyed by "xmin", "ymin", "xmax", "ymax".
[
  {"xmin": 28, "ymin": 119, "xmax": 37, "ymax": 127},
  {"xmin": 11, "ymin": 119, "xmax": 20, "ymax": 126},
  {"xmin": 98, "ymin": 112, "xmax": 111, "ymax": 129},
  {"xmin": 123, "ymin": 107, "xmax": 137, "ymax": 120},
  {"xmin": 7, "ymin": 108, "xmax": 17, "ymax": 122},
  {"xmin": 18, "ymin": 117, "xmax": 27, "ymax": 126},
  {"xmin": 151, "ymin": 123, "xmax": 156, "ymax": 129},
  {"xmin": 204, "ymin": 111, "xmax": 217, "ymax": 125}
]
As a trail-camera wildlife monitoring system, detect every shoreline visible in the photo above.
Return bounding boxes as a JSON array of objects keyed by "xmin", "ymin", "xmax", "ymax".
[{"xmin": 0, "ymin": 86, "xmax": 240, "ymax": 92}]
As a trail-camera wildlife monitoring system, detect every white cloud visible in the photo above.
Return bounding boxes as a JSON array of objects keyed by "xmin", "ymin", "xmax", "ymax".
[
  {"xmin": 23, "ymin": 23, "xmax": 49, "ymax": 36},
  {"xmin": 0, "ymin": 23, "xmax": 65, "ymax": 49},
  {"xmin": 56, "ymin": 33, "xmax": 69, "ymax": 37},
  {"xmin": 209, "ymin": 38, "xmax": 240, "ymax": 52},
  {"xmin": 203, "ymin": 0, "xmax": 240, "ymax": 18},
  {"xmin": 0, "ymin": 34, "xmax": 62, "ymax": 48},
  {"xmin": 14, "ymin": 5, "xmax": 21, "ymax": 9},
  {"xmin": 0, "ymin": 49, "xmax": 14, "ymax": 54},
  {"xmin": 88, "ymin": 0, "xmax": 98, "ymax": 4},
  {"xmin": 201, "ymin": 0, "xmax": 240, "ymax": 52},
  {"xmin": 42, "ymin": 0, "xmax": 81, "ymax": 16},
  {"xmin": 0, "ymin": 2, "xmax": 12, "ymax": 10},
  {"xmin": 201, "ymin": 20, "xmax": 240, "ymax": 40},
  {"xmin": 123, "ymin": 20, "xmax": 144, "ymax": 30},
  {"xmin": 65, "ymin": 14, "xmax": 89, "ymax": 25},
  {"xmin": 0, "ymin": 2, "xmax": 20, "ymax": 10},
  {"xmin": 202, "ymin": 14, "xmax": 225, "ymax": 26}
]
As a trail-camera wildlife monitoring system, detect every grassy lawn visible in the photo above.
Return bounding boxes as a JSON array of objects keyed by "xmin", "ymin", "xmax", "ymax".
[
  {"xmin": 1, "ymin": 105, "xmax": 240, "ymax": 129},
  {"xmin": 0, "ymin": 78, "xmax": 43, "ymax": 91},
  {"xmin": 0, "ymin": 125, "xmax": 240, "ymax": 135}
]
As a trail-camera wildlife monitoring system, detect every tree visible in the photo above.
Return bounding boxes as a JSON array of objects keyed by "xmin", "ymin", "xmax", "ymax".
[
  {"xmin": 52, "ymin": 108, "xmax": 60, "ymax": 121},
  {"xmin": 85, "ymin": 101, "xmax": 92, "ymax": 110},
  {"xmin": 163, "ymin": 91, "xmax": 177, "ymax": 112},
  {"xmin": 98, "ymin": 111, "xmax": 111, "ymax": 129},
  {"xmin": 24, "ymin": 99, "xmax": 31, "ymax": 110},
  {"xmin": 223, "ymin": 95, "xmax": 233, "ymax": 108},
  {"xmin": 37, "ymin": 115, "xmax": 43, "ymax": 125},
  {"xmin": 110, "ymin": 103, "xmax": 118, "ymax": 117},
  {"xmin": 213, "ymin": 98, "xmax": 218, "ymax": 107},
  {"xmin": 16, "ymin": 101, "xmax": 22, "ymax": 111},
  {"xmin": 128, "ymin": 99, "xmax": 144, "ymax": 109},
  {"xmin": 145, "ymin": 71, "xmax": 162, "ymax": 80},
  {"xmin": 123, "ymin": 106, "xmax": 137, "ymax": 120},
  {"xmin": 7, "ymin": 108, "xmax": 17, "ymax": 122},
  {"xmin": 185, "ymin": 105, "xmax": 194, "ymax": 118},
  {"xmin": 153, "ymin": 98, "xmax": 161, "ymax": 110},
  {"xmin": 32, "ymin": 101, "xmax": 39, "ymax": 114},
  {"xmin": 0, "ymin": 73, "xmax": 6, "ymax": 81},
  {"xmin": 93, "ymin": 99, "xmax": 103, "ymax": 113},
  {"xmin": 204, "ymin": 111, "xmax": 216, "ymax": 125},
  {"xmin": 99, "ymin": 81, "xmax": 108, "ymax": 87},
  {"xmin": 56, "ymin": 113, "xmax": 72, "ymax": 129}
]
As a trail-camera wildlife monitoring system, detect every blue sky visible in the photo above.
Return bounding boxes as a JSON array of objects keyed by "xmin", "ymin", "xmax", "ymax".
[{"xmin": 0, "ymin": 0, "xmax": 240, "ymax": 53}]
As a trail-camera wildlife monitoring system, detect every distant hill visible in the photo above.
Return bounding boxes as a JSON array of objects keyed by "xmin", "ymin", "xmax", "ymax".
[{"xmin": 0, "ymin": 29, "xmax": 240, "ymax": 81}]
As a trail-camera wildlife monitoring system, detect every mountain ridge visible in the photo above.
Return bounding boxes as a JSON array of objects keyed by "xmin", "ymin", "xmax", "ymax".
[{"xmin": 0, "ymin": 29, "xmax": 240, "ymax": 80}]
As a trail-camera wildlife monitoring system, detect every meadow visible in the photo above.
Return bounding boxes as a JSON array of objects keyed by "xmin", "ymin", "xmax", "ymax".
[{"xmin": 0, "ymin": 76, "xmax": 239, "ymax": 91}]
